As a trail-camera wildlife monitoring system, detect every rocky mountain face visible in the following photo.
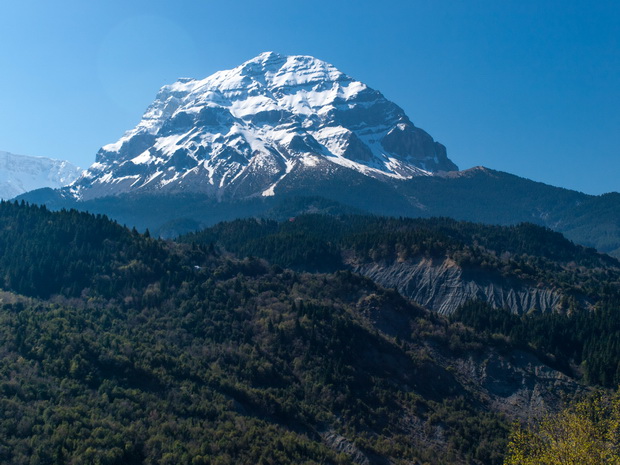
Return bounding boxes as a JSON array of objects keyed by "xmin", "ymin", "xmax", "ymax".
[
  {"xmin": 353, "ymin": 257, "xmax": 565, "ymax": 315},
  {"xmin": 0, "ymin": 150, "xmax": 81, "ymax": 200},
  {"xmin": 71, "ymin": 52, "xmax": 457, "ymax": 201}
]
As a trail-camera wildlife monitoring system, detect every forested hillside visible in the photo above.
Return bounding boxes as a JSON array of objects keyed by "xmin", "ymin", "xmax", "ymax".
[
  {"xmin": 182, "ymin": 214, "xmax": 620, "ymax": 307},
  {"xmin": 0, "ymin": 201, "xmax": 616, "ymax": 464},
  {"xmin": 183, "ymin": 214, "xmax": 617, "ymax": 269},
  {"xmin": 183, "ymin": 214, "xmax": 620, "ymax": 386}
]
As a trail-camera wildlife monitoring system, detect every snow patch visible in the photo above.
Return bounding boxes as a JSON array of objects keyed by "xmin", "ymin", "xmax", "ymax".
[{"xmin": 131, "ymin": 150, "xmax": 153, "ymax": 165}]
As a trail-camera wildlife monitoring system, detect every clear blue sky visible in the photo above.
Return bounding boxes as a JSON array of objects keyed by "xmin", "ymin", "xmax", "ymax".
[{"xmin": 1, "ymin": 0, "xmax": 618, "ymax": 194}]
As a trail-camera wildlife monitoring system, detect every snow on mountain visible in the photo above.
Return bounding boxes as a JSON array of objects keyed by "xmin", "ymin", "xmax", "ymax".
[
  {"xmin": 0, "ymin": 151, "xmax": 82, "ymax": 200},
  {"xmin": 73, "ymin": 52, "xmax": 458, "ymax": 200}
]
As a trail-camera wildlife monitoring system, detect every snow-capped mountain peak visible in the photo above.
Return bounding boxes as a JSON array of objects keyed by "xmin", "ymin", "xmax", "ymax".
[
  {"xmin": 0, "ymin": 151, "xmax": 82, "ymax": 200},
  {"xmin": 74, "ymin": 52, "xmax": 457, "ymax": 200}
]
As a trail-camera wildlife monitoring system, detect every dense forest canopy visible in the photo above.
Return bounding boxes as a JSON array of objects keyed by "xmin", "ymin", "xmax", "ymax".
[{"xmin": 0, "ymin": 201, "xmax": 619, "ymax": 464}]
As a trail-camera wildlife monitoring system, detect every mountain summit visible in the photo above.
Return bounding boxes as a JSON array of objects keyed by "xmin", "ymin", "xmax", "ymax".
[{"xmin": 72, "ymin": 52, "xmax": 457, "ymax": 200}]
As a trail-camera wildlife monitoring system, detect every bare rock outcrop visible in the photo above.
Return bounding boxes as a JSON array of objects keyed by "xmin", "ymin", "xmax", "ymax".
[{"xmin": 353, "ymin": 257, "xmax": 563, "ymax": 315}]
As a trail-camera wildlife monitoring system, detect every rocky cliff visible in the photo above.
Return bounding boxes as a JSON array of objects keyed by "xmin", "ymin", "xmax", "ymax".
[{"xmin": 354, "ymin": 257, "xmax": 565, "ymax": 315}]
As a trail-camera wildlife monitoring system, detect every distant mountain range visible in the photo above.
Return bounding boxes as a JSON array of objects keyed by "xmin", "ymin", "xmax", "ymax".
[
  {"xmin": 15, "ymin": 52, "xmax": 620, "ymax": 258},
  {"xmin": 0, "ymin": 150, "xmax": 81, "ymax": 200}
]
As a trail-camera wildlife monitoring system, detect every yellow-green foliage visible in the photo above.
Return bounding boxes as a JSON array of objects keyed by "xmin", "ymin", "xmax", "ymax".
[{"xmin": 504, "ymin": 391, "xmax": 620, "ymax": 464}]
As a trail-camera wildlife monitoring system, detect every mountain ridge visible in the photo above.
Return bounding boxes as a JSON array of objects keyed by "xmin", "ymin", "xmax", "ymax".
[
  {"xmin": 0, "ymin": 150, "xmax": 81, "ymax": 200},
  {"xmin": 180, "ymin": 213, "xmax": 619, "ymax": 315},
  {"xmin": 15, "ymin": 53, "xmax": 620, "ymax": 258},
  {"xmin": 18, "ymin": 166, "xmax": 620, "ymax": 259}
]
